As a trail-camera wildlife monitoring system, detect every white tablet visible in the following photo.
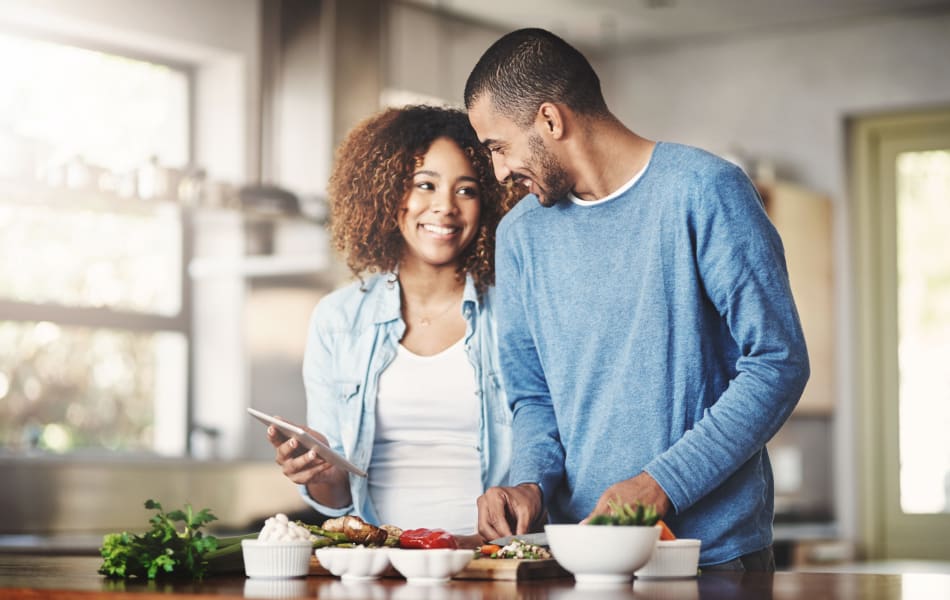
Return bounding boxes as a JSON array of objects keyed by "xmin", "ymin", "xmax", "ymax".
[{"xmin": 247, "ymin": 407, "xmax": 367, "ymax": 477}]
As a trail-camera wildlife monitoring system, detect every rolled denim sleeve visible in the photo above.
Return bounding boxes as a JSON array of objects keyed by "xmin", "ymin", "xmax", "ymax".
[{"xmin": 298, "ymin": 303, "xmax": 355, "ymax": 517}]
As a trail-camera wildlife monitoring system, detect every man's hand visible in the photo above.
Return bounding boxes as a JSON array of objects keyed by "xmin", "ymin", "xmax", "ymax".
[
  {"xmin": 476, "ymin": 483, "xmax": 544, "ymax": 541},
  {"xmin": 583, "ymin": 472, "xmax": 672, "ymax": 522}
]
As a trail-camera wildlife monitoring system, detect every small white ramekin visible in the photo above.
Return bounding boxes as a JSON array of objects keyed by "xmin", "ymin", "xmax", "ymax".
[
  {"xmin": 386, "ymin": 548, "xmax": 475, "ymax": 584},
  {"xmin": 241, "ymin": 539, "xmax": 313, "ymax": 579},
  {"xmin": 635, "ymin": 539, "xmax": 702, "ymax": 579},
  {"xmin": 314, "ymin": 546, "xmax": 392, "ymax": 581}
]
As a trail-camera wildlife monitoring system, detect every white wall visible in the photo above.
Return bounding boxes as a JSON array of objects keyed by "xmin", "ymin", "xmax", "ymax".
[
  {"xmin": 600, "ymin": 10, "xmax": 950, "ymax": 547},
  {"xmin": 601, "ymin": 13, "xmax": 950, "ymax": 199}
]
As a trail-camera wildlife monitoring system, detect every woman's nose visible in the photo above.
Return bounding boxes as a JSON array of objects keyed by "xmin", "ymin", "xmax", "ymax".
[{"xmin": 430, "ymin": 188, "xmax": 458, "ymax": 213}]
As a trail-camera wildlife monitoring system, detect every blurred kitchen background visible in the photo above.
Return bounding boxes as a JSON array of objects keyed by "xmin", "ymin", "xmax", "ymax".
[{"xmin": 1, "ymin": 0, "xmax": 949, "ymax": 569}]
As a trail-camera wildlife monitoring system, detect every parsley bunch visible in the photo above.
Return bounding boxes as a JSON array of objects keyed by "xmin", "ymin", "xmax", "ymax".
[{"xmin": 98, "ymin": 499, "xmax": 220, "ymax": 580}]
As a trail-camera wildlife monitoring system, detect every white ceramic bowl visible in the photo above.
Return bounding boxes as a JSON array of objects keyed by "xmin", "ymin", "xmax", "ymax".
[
  {"xmin": 241, "ymin": 539, "xmax": 313, "ymax": 579},
  {"xmin": 315, "ymin": 546, "xmax": 392, "ymax": 581},
  {"xmin": 635, "ymin": 539, "xmax": 702, "ymax": 579},
  {"xmin": 386, "ymin": 548, "xmax": 474, "ymax": 584},
  {"xmin": 544, "ymin": 524, "xmax": 659, "ymax": 586}
]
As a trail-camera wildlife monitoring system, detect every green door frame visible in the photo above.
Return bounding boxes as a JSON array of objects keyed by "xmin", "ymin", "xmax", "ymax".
[{"xmin": 850, "ymin": 107, "xmax": 950, "ymax": 560}]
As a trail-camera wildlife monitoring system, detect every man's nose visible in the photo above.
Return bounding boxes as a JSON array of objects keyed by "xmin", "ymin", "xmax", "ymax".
[{"xmin": 492, "ymin": 154, "xmax": 512, "ymax": 184}]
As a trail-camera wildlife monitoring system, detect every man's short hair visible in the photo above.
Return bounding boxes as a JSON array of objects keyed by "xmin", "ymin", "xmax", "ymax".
[{"xmin": 464, "ymin": 28, "xmax": 609, "ymax": 128}]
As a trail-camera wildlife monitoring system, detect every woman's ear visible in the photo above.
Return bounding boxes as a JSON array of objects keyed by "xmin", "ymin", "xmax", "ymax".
[{"xmin": 536, "ymin": 102, "xmax": 566, "ymax": 140}]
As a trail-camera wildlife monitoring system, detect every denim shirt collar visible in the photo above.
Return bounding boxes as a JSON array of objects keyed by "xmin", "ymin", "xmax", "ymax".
[
  {"xmin": 371, "ymin": 272, "xmax": 480, "ymax": 328},
  {"xmin": 372, "ymin": 273, "xmax": 402, "ymax": 325}
]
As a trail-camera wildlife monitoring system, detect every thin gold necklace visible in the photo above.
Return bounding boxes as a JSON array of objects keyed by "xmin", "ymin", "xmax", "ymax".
[{"xmin": 412, "ymin": 297, "xmax": 459, "ymax": 326}]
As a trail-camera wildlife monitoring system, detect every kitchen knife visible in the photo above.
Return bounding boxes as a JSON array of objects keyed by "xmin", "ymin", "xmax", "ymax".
[{"xmin": 488, "ymin": 532, "xmax": 549, "ymax": 547}]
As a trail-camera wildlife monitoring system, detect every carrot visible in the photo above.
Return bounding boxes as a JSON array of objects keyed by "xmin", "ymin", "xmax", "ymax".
[
  {"xmin": 479, "ymin": 544, "xmax": 502, "ymax": 556},
  {"xmin": 657, "ymin": 519, "xmax": 676, "ymax": 541}
]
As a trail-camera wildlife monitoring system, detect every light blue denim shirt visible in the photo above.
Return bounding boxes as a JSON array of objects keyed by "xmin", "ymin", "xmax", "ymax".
[{"xmin": 297, "ymin": 272, "xmax": 512, "ymax": 525}]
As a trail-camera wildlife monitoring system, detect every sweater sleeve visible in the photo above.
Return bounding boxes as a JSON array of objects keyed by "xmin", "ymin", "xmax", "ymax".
[
  {"xmin": 495, "ymin": 215, "xmax": 566, "ymax": 501},
  {"xmin": 644, "ymin": 165, "xmax": 810, "ymax": 513}
]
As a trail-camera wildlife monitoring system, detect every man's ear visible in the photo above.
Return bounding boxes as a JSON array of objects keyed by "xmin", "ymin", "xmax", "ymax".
[{"xmin": 535, "ymin": 102, "xmax": 566, "ymax": 141}]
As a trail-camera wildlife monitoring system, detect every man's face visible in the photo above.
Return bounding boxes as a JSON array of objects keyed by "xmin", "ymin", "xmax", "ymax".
[{"xmin": 468, "ymin": 96, "xmax": 572, "ymax": 207}]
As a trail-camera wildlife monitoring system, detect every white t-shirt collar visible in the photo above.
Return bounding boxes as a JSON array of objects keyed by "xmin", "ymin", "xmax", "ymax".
[{"xmin": 568, "ymin": 159, "xmax": 651, "ymax": 207}]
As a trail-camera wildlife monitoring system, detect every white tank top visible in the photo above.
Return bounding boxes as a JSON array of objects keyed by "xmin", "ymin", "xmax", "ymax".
[{"xmin": 369, "ymin": 337, "xmax": 481, "ymax": 535}]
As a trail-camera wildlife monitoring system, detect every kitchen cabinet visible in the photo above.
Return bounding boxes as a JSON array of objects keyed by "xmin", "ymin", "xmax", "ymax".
[{"xmin": 758, "ymin": 180, "xmax": 836, "ymax": 416}]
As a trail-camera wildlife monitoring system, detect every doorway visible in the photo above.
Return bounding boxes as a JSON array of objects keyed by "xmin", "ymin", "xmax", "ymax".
[{"xmin": 851, "ymin": 107, "xmax": 950, "ymax": 559}]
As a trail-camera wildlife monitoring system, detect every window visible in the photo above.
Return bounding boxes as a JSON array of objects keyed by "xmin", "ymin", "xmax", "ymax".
[
  {"xmin": 0, "ymin": 33, "xmax": 188, "ymax": 175},
  {"xmin": 0, "ymin": 33, "xmax": 191, "ymax": 457}
]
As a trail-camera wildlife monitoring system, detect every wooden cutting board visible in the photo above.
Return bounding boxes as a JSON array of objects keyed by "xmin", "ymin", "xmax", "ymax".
[
  {"xmin": 455, "ymin": 557, "xmax": 570, "ymax": 581},
  {"xmin": 310, "ymin": 556, "xmax": 570, "ymax": 581}
]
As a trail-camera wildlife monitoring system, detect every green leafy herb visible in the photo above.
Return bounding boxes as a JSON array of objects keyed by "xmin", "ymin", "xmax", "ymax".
[
  {"xmin": 98, "ymin": 499, "xmax": 221, "ymax": 580},
  {"xmin": 588, "ymin": 498, "xmax": 660, "ymax": 526}
]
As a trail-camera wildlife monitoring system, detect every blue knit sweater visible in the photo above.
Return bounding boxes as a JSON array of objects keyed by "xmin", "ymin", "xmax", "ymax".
[{"xmin": 495, "ymin": 142, "xmax": 809, "ymax": 565}]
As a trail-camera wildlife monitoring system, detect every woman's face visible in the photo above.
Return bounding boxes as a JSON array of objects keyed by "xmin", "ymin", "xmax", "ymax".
[{"xmin": 397, "ymin": 136, "xmax": 482, "ymax": 270}]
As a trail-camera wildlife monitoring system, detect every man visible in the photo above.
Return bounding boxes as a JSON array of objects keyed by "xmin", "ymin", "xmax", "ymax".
[{"xmin": 464, "ymin": 28, "xmax": 809, "ymax": 570}]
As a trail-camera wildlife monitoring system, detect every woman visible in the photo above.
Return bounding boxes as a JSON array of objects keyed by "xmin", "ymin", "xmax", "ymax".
[{"xmin": 267, "ymin": 105, "xmax": 516, "ymax": 542}]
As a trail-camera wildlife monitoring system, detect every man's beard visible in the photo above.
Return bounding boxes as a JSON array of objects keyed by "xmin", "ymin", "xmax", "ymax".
[{"xmin": 528, "ymin": 133, "xmax": 572, "ymax": 207}]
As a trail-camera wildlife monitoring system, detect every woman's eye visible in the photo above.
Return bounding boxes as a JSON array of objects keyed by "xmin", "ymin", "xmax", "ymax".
[
  {"xmin": 457, "ymin": 186, "xmax": 480, "ymax": 197},
  {"xmin": 415, "ymin": 181, "xmax": 434, "ymax": 191}
]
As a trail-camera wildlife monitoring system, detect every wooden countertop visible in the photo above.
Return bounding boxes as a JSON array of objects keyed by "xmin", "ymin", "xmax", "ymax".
[{"xmin": 2, "ymin": 554, "xmax": 948, "ymax": 599}]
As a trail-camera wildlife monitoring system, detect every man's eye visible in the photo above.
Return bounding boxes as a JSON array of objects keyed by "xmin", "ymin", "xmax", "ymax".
[{"xmin": 489, "ymin": 146, "xmax": 504, "ymax": 156}]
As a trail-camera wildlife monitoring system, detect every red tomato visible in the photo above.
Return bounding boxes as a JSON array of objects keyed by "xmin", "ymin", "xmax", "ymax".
[{"xmin": 398, "ymin": 528, "xmax": 459, "ymax": 549}]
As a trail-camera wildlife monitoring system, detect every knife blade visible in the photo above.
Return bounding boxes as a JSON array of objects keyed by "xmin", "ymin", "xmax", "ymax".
[{"xmin": 488, "ymin": 532, "xmax": 549, "ymax": 547}]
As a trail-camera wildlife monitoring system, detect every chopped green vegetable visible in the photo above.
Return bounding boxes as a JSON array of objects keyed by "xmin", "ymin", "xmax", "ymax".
[
  {"xmin": 294, "ymin": 521, "xmax": 350, "ymax": 543},
  {"xmin": 588, "ymin": 498, "xmax": 660, "ymax": 526},
  {"xmin": 489, "ymin": 538, "xmax": 552, "ymax": 559},
  {"xmin": 98, "ymin": 499, "xmax": 221, "ymax": 580}
]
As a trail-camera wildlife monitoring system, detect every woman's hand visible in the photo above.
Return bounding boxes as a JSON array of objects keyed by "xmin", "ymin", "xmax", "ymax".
[
  {"xmin": 267, "ymin": 423, "xmax": 352, "ymax": 508},
  {"xmin": 267, "ymin": 425, "xmax": 336, "ymax": 484}
]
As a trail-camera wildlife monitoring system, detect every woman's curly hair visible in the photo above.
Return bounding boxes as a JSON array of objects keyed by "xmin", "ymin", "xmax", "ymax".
[{"xmin": 328, "ymin": 105, "xmax": 518, "ymax": 294}]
